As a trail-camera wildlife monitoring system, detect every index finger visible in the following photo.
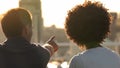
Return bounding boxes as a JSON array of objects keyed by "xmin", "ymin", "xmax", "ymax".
[{"xmin": 49, "ymin": 36, "xmax": 55, "ymax": 41}]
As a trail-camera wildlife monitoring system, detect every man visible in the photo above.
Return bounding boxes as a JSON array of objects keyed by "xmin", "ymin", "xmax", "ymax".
[
  {"xmin": 0, "ymin": 8, "xmax": 58, "ymax": 68},
  {"xmin": 64, "ymin": 1, "xmax": 120, "ymax": 68}
]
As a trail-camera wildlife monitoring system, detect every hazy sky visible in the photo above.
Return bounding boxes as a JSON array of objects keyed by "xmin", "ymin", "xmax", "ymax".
[
  {"xmin": 41, "ymin": 0, "xmax": 120, "ymax": 28},
  {"xmin": 0, "ymin": 0, "xmax": 120, "ymax": 28},
  {"xmin": 0, "ymin": 0, "xmax": 19, "ymax": 14}
]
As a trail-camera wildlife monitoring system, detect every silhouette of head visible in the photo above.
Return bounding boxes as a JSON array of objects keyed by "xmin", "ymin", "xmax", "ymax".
[
  {"xmin": 65, "ymin": 1, "xmax": 111, "ymax": 49},
  {"xmin": 1, "ymin": 8, "xmax": 32, "ymax": 41}
]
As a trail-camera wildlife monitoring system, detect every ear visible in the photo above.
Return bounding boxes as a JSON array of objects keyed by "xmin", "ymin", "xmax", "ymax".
[
  {"xmin": 22, "ymin": 25, "xmax": 32, "ymax": 41},
  {"xmin": 22, "ymin": 26, "xmax": 29, "ymax": 37}
]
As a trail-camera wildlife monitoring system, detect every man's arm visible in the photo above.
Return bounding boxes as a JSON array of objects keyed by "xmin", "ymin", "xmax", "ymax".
[{"xmin": 43, "ymin": 36, "xmax": 59, "ymax": 56}]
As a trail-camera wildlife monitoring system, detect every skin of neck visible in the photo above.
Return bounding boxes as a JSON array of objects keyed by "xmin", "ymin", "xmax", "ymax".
[{"xmin": 79, "ymin": 42, "xmax": 101, "ymax": 51}]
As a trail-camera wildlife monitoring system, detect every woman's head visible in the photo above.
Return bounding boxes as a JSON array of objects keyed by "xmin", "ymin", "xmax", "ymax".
[{"xmin": 65, "ymin": 1, "xmax": 111, "ymax": 48}]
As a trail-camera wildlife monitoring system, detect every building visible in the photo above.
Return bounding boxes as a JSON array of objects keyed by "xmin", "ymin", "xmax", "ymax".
[
  {"xmin": 108, "ymin": 12, "xmax": 119, "ymax": 41},
  {"xmin": 19, "ymin": 0, "xmax": 43, "ymax": 43}
]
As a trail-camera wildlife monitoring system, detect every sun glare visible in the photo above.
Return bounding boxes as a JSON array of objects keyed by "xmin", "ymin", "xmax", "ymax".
[{"xmin": 0, "ymin": 0, "xmax": 19, "ymax": 15}]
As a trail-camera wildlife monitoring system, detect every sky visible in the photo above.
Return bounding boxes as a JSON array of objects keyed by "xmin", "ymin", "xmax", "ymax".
[
  {"xmin": 0, "ymin": 0, "xmax": 120, "ymax": 28},
  {"xmin": 41, "ymin": 0, "xmax": 120, "ymax": 28},
  {"xmin": 0, "ymin": 0, "xmax": 19, "ymax": 14}
]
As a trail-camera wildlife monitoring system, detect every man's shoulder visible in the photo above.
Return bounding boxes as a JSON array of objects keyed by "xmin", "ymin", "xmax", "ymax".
[
  {"xmin": 31, "ymin": 43, "xmax": 50, "ymax": 54},
  {"xmin": 31, "ymin": 43, "xmax": 50, "ymax": 60},
  {"xmin": 31, "ymin": 43, "xmax": 46, "ymax": 50}
]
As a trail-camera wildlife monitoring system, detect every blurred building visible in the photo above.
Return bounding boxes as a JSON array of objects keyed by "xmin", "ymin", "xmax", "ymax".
[
  {"xmin": 109, "ymin": 12, "xmax": 119, "ymax": 41},
  {"xmin": 41, "ymin": 25, "xmax": 69, "ymax": 43},
  {"xmin": 106, "ymin": 12, "xmax": 120, "ymax": 55},
  {"xmin": 19, "ymin": 0, "xmax": 43, "ymax": 43}
]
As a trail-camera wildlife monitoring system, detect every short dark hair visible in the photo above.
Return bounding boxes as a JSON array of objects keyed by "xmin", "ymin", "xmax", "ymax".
[
  {"xmin": 1, "ymin": 8, "xmax": 32, "ymax": 38},
  {"xmin": 65, "ymin": 1, "xmax": 111, "ymax": 48}
]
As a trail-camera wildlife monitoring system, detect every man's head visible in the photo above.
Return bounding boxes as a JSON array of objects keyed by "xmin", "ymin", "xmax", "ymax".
[
  {"xmin": 65, "ymin": 1, "xmax": 111, "ymax": 48},
  {"xmin": 1, "ymin": 8, "xmax": 32, "ymax": 41}
]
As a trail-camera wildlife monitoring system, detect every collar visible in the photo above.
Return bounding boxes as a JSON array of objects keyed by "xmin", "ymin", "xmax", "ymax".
[{"xmin": 3, "ymin": 36, "xmax": 31, "ymax": 48}]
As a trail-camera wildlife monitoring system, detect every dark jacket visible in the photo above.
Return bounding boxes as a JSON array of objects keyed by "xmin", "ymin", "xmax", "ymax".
[{"xmin": 0, "ymin": 37, "xmax": 50, "ymax": 68}]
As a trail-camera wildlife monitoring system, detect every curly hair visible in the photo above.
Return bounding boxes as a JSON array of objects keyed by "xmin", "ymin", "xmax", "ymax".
[{"xmin": 65, "ymin": 1, "xmax": 111, "ymax": 48}]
